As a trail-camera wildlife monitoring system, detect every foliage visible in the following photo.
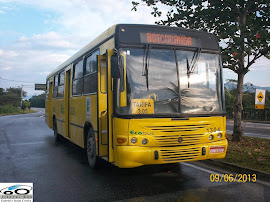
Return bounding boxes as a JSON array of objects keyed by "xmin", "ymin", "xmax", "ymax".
[
  {"xmin": 0, "ymin": 88, "xmax": 4, "ymax": 95},
  {"xmin": 0, "ymin": 87, "xmax": 27, "ymax": 107},
  {"xmin": 6, "ymin": 87, "xmax": 27, "ymax": 97},
  {"xmin": 0, "ymin": 94, "xmax": 21, "ymax": 107},
  {"xmin": 132, "ymin": 0, "xmax": 270, "ymax": 142},
  {"xmin": 222, "ymin": 134, "xmax": 270, "ymax": 173},
  {"xmin": 24, "ymin": 100, "xmax": 31, "ymax": 111},
  {"xmin": 0, "ymin": 104, "xmax": 21, "ymax": 114},
  {"xmin": 0, "ymin": 104, "xmax": 36, "ymax": 115},
  {"xmin": 225, "ymin": 82, "xmax": 270, "ymax": 120},
  {"xmin": 29, "ymin": 93, "xmax": 45, "ymax": 108}
]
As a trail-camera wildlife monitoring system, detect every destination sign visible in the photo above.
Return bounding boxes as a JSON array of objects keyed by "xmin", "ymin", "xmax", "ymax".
[{"xmin": 140, "ymin": 32, "xmax": 198, "ymax": 47}]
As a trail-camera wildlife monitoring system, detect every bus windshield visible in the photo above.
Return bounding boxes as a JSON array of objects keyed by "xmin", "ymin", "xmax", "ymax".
[{"xmin": 117, "ymin": 48, "xmax": 223, "ymax": 116}]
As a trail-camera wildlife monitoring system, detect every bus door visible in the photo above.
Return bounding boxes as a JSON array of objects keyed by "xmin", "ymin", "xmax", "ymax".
[
  {"xmin": 48, "ymin": 81, "xmax": 53, "ymax": 128},
  {"xmin": 98, "ymin": 55, "xmax": 108, "ymax": 158},
  {"xmin": 65, "ymin": 69, "xmax": 71, "ymax": 138}
]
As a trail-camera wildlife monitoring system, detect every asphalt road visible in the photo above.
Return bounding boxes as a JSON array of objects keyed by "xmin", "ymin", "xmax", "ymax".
[
  {"xmin": 0, "ymin": 109, "xmax": 269, "ymax": 201},
  {"xmin": 226, "ymin": 121, "xmax": 270, "ymax": 139}
]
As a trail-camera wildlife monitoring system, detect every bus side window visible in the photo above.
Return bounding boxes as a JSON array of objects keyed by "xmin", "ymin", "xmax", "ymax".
[
  {"xmin": 46, "ymin": 80, "xmax": 49, "ymax": 99},
  {"xmin": 53, "ymin": 75, "xmax": 58, "ymax": 98},
  {"xmin": 58, "ymin": 71, "xmax": 65, "ymax": 98},
  {"xmin": 72, "ymin": 60, "xmax": 83, "ymax": 96},
  {"xmin": 84, "ymin": 50, "xmax": 99, "ymax": 94},
  {"xmin": 100, "ymin": 60, "xmax": 107, "ymax": 94}
]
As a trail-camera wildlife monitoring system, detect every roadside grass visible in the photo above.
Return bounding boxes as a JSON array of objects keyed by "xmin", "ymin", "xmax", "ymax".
[
  {"xmin": 220, "ymin": 134, "xmax": 270, "ymax": 173},
  {"xmin": 0, "ymin": 105, "xmax": 36, "ymax": 116}
]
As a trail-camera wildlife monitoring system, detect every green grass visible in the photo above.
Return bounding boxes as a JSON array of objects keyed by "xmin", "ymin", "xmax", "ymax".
[
  {"xmin": 0, "ymin": 105, "xmax": 36, "ymax": 116},
  {"xmin": 220, "ymin": 134, "xmax": 270, "ymax": 173}
]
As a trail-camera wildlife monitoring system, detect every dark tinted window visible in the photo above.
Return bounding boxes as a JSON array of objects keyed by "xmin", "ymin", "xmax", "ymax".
[
  {"xmin": 73, "ymin": 60, "xmax": 83, "ymax": 95},
  {"xmin": 74, "ymin": 60, "xmax": 83, "ymax": 79},
  {"xmin": 84, "ymin": 50, "xmax": 99, "ymax": 94},
  {"xmin": 73, "ymin": 78, "xmax": 83, "ymax": 95},
  {"xmin": 53, "ymin": 75, "xmax": 58, "ymax": 98},
  {"xmin": 46, "ymin": 80, "xmax": 49, "ymax": 99},
  {"xmin": 58, "ymin": 71, "xmax": 65, "ymax": 98},
  {"xmin": 84, "ymin": 74, "xmax": 97, "ymax": 94},
  {"xmin": 85, "ymin": 50, "xmax": 99, "ymax": 75}
]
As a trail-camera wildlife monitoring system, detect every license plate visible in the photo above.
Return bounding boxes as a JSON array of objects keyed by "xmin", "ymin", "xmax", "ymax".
[{"xmin": 210, "ymin": 146, "xmax": 225, "ymax": 154}]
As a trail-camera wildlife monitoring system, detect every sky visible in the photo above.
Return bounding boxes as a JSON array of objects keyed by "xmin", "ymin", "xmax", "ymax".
[{"xmin": 0, "ymin": 0, "xmax": 269, "ymax": 98}]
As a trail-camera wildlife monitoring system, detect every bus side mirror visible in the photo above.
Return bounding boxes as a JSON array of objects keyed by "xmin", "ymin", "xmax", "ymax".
[{"xmin": 111, "ymin": 55, "xmax": 120, "ymax": 78}]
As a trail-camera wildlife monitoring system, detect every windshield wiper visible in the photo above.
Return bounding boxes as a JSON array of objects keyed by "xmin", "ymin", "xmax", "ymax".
[
  {"xmin": 186, "ymin": 48, "xmax": 201, "ymax": 88},
  {"xmin": 142, "ymin": 44, "xmax": 150, "ymax": 91}
]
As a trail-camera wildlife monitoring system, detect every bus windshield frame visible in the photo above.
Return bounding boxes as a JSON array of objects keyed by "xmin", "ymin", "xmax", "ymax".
[{"xmin": 115, "ymin": 47, "xmax": 225, "ymax": 118}]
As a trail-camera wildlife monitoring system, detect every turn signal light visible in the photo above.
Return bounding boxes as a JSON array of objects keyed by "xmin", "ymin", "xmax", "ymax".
[{"xmin": 117, "ymin": 138, "xmax": 126, "ymax": 144}]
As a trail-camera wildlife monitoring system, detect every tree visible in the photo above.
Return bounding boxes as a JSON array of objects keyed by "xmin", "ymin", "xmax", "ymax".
[
  {"xmin": 24, "ymin": 100, "xmax": 31, "ymax": 111},
  {"xmin": 132, "ymin": 0, "xmax": 270, "ymax": 141},
  {"xmin": 0, "ymin": 87, "xmax": 27, "ymax": 107},
  {"xmin": 6, "ymin": 87, "xmax": 27, "ymax": 97},
  {"xmin": 29, "ymin": 93, "xmax": 45, "ymax": 108}
]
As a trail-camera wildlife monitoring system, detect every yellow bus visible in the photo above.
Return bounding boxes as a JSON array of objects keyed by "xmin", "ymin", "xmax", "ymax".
[{"xmin": 45, "ymin": 24, "xmax": 228, "ymax": 168}]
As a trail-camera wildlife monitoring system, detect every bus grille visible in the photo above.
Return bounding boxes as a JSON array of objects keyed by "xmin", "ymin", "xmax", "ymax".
[
  {"xmin": 146, "ymin": 124, "xmax": 208, "ymax": 146},
  {"xmin": 160, "ymin": 147, "xmax": 200, "ymax": 162}
]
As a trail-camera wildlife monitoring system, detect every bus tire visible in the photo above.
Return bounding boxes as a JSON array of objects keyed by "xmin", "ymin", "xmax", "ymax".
[
  {"xmin": 86, "ymin": 128, "xmax": 101, "ymax": 168},
  {"xmin": 53, "ymin": 119, "xmax": 59, "ymax": 142}
]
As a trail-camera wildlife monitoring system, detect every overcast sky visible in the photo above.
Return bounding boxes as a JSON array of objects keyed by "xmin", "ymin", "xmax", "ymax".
[{"xmin": 0, "ymin": 0, "xmax": 269, "ymax": 98}]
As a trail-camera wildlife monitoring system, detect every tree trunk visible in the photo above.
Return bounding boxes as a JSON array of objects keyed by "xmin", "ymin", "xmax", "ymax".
[{"xmin": 232, "ymin": 72, "xmax": 245, "ymax": 142}]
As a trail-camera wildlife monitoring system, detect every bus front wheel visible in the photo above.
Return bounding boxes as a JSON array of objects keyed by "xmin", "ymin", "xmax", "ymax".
[
  {"xmin": 86, "ymin": 129, "xmax": 101, "ymax": 168},
  {"xmin": 53, "ymin": 119, "xmax": 59, "ymax": 142}
]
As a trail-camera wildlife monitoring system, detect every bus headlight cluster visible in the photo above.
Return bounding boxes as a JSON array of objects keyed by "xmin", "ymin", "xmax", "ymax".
[
  {"xmin": 217, "ymin": 132, "xmax": 222, "ymax": 138},
  {"xmin": 131, "ymin": 137, "xmax": 137, "ymax": 144},
  {"xmin": 142, "ymin": 138, "xmax": 148, "ymax": 145}
]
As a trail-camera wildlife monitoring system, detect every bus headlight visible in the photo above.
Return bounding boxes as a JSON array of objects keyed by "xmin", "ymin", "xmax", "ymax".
[
  {"xmin": 131, "ymin": 137, "xmax": 137, "ymax": 144},
  {"xmin": 217, "ymin": 132, "xmax": 222, "ymax": 138},
  {"xmin": 209, "ymin": 135, "xmax": 214, "ymax": 140},
  {"xmin": 142, "ymin": 138, "xmax": 148, "ymax": 145}
]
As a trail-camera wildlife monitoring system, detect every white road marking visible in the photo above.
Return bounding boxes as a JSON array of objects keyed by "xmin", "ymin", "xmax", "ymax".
[
  {"xmin": 182, "ymin": 162, "xmax": 270, "ymax": 186},
  {"xmin": 10, "ymin": 142, "xmax": 45, "ymax": 146},
  {"xmin": 182, "ymin": 162, "xmax": 223, "ymax": 176}
]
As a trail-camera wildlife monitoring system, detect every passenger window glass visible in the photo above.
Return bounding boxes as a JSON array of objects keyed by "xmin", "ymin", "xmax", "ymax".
[
  {"xmin": 60, "ymin": 71, "xmax": 65, "ymax": 85},
  {"xmin": 74, "ymin": 60, "xmax": 83, "ymax": 79},
  {"xmin": 100, "ymin": 60, "xmax": 107, "ymax": 94},
  {"xmin": 85, "ymin": 50, "xmax": 99, "ymax": 75},
  {"xmin": 58, "ymin": 71, "xmax": 65, "ymax": 98},
  {"xmin": 54, "ymin": 75, "xmax": 58, "ymax": 87}
]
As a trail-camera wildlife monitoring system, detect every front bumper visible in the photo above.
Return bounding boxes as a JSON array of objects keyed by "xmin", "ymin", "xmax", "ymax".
[{"xmin": 115, "ymin": 139, "xmax": 228, "ymax": 168}]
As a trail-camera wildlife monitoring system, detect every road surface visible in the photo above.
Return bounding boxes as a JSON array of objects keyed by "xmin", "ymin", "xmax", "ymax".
[
  {"xmin": 226, "ymin": 120, "xmax": 270, "ymax": 139},
  {"xmin": 0, "ymin": 109, "xmax": 269, "ymax": 201}
]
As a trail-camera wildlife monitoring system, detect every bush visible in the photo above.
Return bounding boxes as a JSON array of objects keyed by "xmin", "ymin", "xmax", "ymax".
[{"xmin": 0, "ymin": 105, "xmax": 21, "ymax": 114}]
